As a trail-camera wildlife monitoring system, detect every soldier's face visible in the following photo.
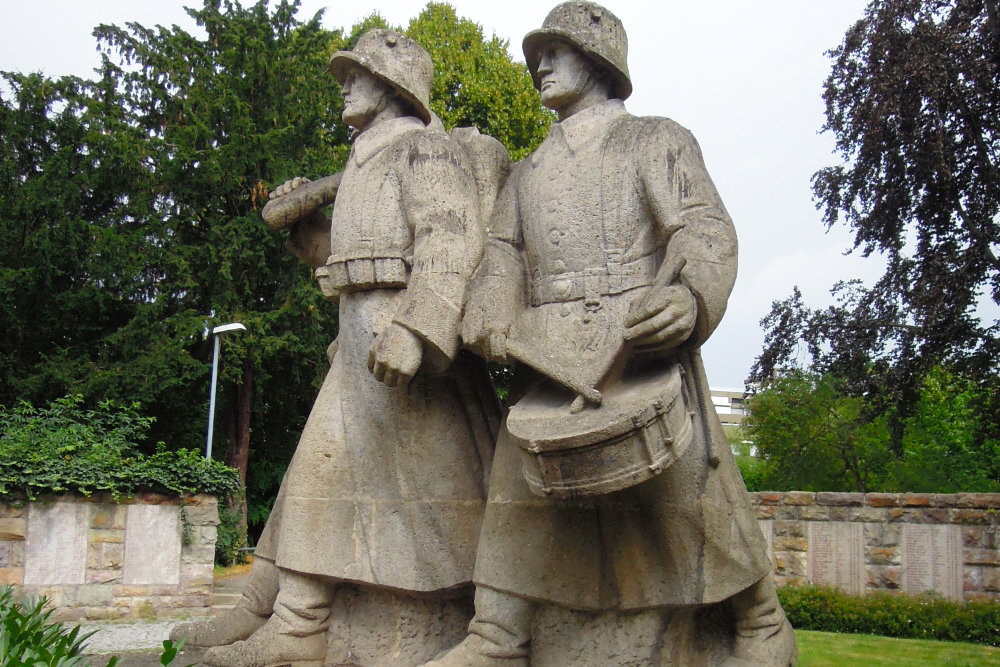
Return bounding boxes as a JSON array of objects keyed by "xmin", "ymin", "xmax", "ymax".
[
  {"xmin": 537, "ymin": 42, "xmax": 594, "ymax": 112},
  {"xmin": 341, "ymin": 66, "xmax": 391, "ymax": 131}
]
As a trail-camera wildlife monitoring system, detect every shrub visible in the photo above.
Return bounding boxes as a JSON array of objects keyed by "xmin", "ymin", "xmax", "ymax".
[
  {"xmin": 778, "ymin": 584, "xmax": 1000, "ymax": 646},
  {"xmin": 0, "ymin": 585, "xmax": 103, "ymax": 665},
  {"xmin": 215, "ymin": 503, "xmax": 249, "ymax": 566},
  {"xmin": 0, "ymin": 395, "xmax": 240, "ymax": 501}
]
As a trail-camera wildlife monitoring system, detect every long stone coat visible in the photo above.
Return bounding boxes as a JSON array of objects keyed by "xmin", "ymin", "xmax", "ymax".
[
  {"xmin": 468, "ymin": 100, "xmax": 771, "ymax": 610},
  {"xmin": 256, "ymin": 116, "xmax": 500, "ymax": 594}
]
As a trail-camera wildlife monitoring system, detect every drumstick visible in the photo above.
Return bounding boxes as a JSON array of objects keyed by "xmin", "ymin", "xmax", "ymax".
[{"xmin": 569, "ymin": 255, "xmax": 688, "ymax": 414}]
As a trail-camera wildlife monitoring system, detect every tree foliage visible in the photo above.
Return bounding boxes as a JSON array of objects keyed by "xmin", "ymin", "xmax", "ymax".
[
  {"xmin": 744, "ymin": 368, "xmax": 1000, "ymax": 492},
  {"xmin": 751, "ymin": 0, "xmax": 1000, "ymax": 455},
  {"xmin": 1, "ymin": 1, "xmax": 551, "ymax": 538}
]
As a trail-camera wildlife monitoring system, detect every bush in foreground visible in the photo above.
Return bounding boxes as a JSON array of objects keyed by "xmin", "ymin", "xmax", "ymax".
[{"xmin": 779, "ymin": 584, "xmax": 1000, "ymax": 646}]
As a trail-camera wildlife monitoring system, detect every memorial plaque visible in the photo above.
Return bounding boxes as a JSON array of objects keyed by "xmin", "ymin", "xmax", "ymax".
[
  {"xmin": 23, "ymin": 502, "xmax": 88, "ymax": 585},
  {"xmin": 807, "ymin": 522, "xmax": 864, "ymax": 594},
  {"xmin": 758, "ymin": 520, "xmax": 774, "ymax": 566},
  {"xmin": 901, "ymin": 524, "xmax": 963, "ymax": 600},
  {"xmin": 123, "ymin": 504, "xmax": 181, "ymax": 585}
]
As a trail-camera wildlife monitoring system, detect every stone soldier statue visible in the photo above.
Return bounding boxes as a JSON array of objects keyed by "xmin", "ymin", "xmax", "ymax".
[
  {"xmin": 429, "ymin": 3, "xmax": 796, "ymax": 666},
  {"xmin": 171, "ymin": 29, "xmax": 505, "ymax": 666}
]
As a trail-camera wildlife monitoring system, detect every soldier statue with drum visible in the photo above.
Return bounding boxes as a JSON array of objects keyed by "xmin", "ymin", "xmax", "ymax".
[{"xmin": 429, "ymin": 2, "xmax": 797, "ymax": 665}]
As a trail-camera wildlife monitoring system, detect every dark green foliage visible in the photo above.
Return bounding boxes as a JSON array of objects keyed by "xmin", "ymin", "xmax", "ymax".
[
  {"xmin": 779, "ymin": 585, "xmax": 1000, "ymax": 646},
  {"xmin": 215, "ymin": 503, "xmax": 250, "ymax": 566},
  {"xmin": 744, "ymin": 368, "xmax": 1000, "ymax": 493},
  {"xmin": 744, "ymin": 371, "xmax": 891, "ymax": 492},
  {"xmin": 406, "ymin": 3, "xmax": 552, "ymax": 160},
  {"xmin": 0, "ymin": 395, "xmax": 240, "ymax": 500},
  {"xmin": 0, "ymin": 585, "xmax": 105, "ymax": 665}
]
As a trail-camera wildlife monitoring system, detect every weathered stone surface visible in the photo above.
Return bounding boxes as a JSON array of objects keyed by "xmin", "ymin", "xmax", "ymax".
[
  {"xmin": 90, "ymin": 504, "xmax": 126, "ymax": 530},
  {"xmin": 816, "ymin": 492, "xmax": 863, "ymax": 507},
  {"xmin": 807, "ymin": 522, "xmax": 865, "ymax": 595},
  {"xmin": 122, "ymin": 504, "xmax": 182, "ymax": 585},
  {"xmin": 0, "ymin": 518, "xmax": 26, "ymax": 541},
  {"xmin": 0, "ymin": 567, "xmax": 23, "ymax": 585},
  {"xmin": 865, "ymin": 493, "xmax": 900, "ymax": 508},
  {"xmin": 901, "ymin": 524, "xmax": 963, "ymax": 600},
  {"xmin": 956, "ymin": 493, "xmax": 1000, "ymax": 509},
  {"xmin": 0, "ymin": 504, "xmax": 26, "ymax": 519},
  {"xmin": 782, "ymin": 492, "xmax": 816, "ymax": 506},
  {"xmin": 182, "ymin": 503, "xmax": 220, "ymax": 527},
  {"xmin": 24, "ymin": 502, "xmax": 88, "ymax": 585}
]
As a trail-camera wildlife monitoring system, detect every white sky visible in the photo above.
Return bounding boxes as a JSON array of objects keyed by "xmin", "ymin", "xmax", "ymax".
[{"xmin": 2, "ymin": 0, "xmax": 908, "ymax": 387}]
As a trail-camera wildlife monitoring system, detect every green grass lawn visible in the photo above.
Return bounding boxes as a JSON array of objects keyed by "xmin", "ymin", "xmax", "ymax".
[{"xmin": 798, "ymin": 630, "xmax": 1000, "ymax": 666}]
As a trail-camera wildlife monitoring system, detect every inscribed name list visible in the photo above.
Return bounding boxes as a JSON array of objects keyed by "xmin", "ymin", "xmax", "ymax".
[
  {"xmin": 23, "ymin": 502, "xmax": 88, "ymax": 584},
  {"xmin": 807, "ymin": 522, "xmax": 864, "ymax": 595},
  {"xmin": 122, "ymin": 504, "xmax": 182, "ymax": 585},
  {"xmin": 901, "ymin": 524, "xmax": 962, "ymax": 600}
]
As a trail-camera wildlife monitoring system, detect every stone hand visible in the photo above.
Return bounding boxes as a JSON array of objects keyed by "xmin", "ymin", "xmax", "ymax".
[
  {"xmin": 269, "ymin": 176, "xmax": 311, "ymax": 200},
  {"xmin": 624, "ymin": 284, "xmax": 697, "ymax": 351},
  {"xmin": 368, "ymin": 323, "xmax": 423, "ymax": 388},
  {"xmin": 461, "ymin": 295, "xmax": 510, "ymax": 363}
]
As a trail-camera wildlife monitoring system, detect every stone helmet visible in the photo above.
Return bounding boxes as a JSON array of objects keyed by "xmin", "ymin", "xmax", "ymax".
[
  {"xmin": 329, "ymin": 29, "xmax": 434, "ymax": 124},
  {"xmin": 522, "ymin": 1, "xmax": 632, "ymax": 100}
]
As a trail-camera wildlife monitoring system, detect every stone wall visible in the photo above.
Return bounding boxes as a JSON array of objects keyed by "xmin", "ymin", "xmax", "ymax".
[
  {"xmin": 751, "ymin": 491, "xmax": 1000, "ymax": 602},
  {"xmin": 0, "ymin": 493, "xmax": 218, "ymax": 621}
]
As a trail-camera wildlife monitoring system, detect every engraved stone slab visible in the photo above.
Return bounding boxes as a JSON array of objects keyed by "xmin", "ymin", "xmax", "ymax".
[
  {"xmin": 901, "ymin": 524, "xmax": 963, "ymax": 600},
  {"xmin": 123, "ymin": 504, "xmax": 181, "ymax": 585},
  {"xmin": 23, "ymin": 502, "xmax": 88, "ymax": 584},
  {"xmin": 807, "ymin": 522, "xmax": 864, "ymax": 594},
  {"xmin": 758, "ymin": 520, "xmax": 774, "ymax": 567}
]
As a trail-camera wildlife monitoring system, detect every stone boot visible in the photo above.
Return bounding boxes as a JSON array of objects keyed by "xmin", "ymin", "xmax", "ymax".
[
  {"xmin": 422, "ymin": 586, "xmax": 532, "ymax": 666},
  {"xmin": 202, "ymin": 569, "xmax": 332, "ymax": 667},
  {"xmin": 724, "ymin": 576, "xmax": 798, "ymax": 666},
  {"xmin": 169, "ymin": 556, "xmax": 277, "ymax": 647},
  {"xmin": 201, "ymin": 614, "xmax": 326, "ymax": 667}
]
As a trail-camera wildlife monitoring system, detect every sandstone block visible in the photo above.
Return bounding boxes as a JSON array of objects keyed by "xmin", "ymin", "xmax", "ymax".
[
  {"xmin": 0, "ymin": 567, "xmax": 23, "ymax": 585},
  {"xmin": 957, "ymin": 493, "xmax": 1000, "ymax": 509},
  {"xmin": 816, "ymin": 492, "xmax": 862, "ymax": 507},
  {"xmin": 782, "ymin": 492, "xmax": 815, "ymax": 506},
  {"xmin": 774, "ymin": 536, "xmax": 808, "ymax": 552},
  {"xmin": 0, "ymin": 504, "xmax": 26, "ymax": 519},
  {"xmin": 866, "ymin": 546, "xmax": 900, "ymax": 565},
  {"xmin": 773, "ymin": 520, "xmax": 806, "ymax": 537},
  {"xmin": 982, "ymin": 567, "xmax": 1000, "ymax": 592},
  {"xmin": 182, "ymin": 504, "xmax": 220, "ymax": 527},
  {"xmin": 952, "ymin": 509, "xmax": 992, "ymax": 525},
  {"xmin": 90, "ymin": 529, "xmax": 125, "ymax": 544},
  {"xmin": 0, "ymin": 518, "xmax": 26, "ymax": 541},
  {"xmin": 87, "ymin": 569, "xmax": 122, "ymax": 584},
  {"xmin": 965, "ymin": 548, "xmax": 1000, "ymax": 566},
  {"xmin": 865, "ymin": 493, "xmax": 899, "ymax": 508},
  {"xmin": 901, "ymin": 494, "xmax": 932, "ymax": 507}
]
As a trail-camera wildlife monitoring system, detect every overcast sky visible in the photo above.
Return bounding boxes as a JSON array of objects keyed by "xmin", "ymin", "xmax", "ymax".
[{"xmin": 2, "ymin": 0, "xmax": 914, "ymax": 388}]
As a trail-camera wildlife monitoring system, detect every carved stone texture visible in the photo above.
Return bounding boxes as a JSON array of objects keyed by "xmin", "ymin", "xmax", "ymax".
[
  {"xmin": 186, "ymin": 29, "xmax": 508, "ymax": 667},
  {"xmin": 432, "ymin": 3, "xmax": 796, "ymax": 666},
  {"xmin": 807, "ymin": 522, "xmax": 865, "ymax": 595},
  {"xmin": 901, "ymin": 524, "xmax": 963, "ymax": 600},
  {"xmin": 122, "ymin": 504, "xmax": 182, "ymax": 585},
  {"xmin": 24, "ymin": 502, "xmax": 87, "ymax": 585}
]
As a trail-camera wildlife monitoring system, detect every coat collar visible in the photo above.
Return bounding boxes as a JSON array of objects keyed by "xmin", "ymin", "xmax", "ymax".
[
  {"xmin": 532, "ymin": 99, "xmax": 627, "ymax": 164},
  {"xmin": 350, "ymin": 116, "xmax": 426, "ymax": 167}
]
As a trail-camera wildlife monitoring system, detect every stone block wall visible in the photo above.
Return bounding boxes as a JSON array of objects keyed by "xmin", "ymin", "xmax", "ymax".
[
  {"xmin": 751, "ymin": 492, "xmax": 1000, "ymax": 602},
  {"xmin": 0, "ymin": 493, "xmax": 218, "ymax": 621}
]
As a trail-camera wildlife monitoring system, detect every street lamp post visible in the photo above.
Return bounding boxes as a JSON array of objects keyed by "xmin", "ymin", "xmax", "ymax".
[{"xmin": 206, "ymin": 322, "xmax": 247, "ymax": 459}]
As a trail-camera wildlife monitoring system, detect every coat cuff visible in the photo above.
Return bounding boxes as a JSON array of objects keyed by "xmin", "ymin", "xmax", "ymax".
[{"xmin": 394, "ymin": 274, "xmax": 464, "ymax": 362}]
